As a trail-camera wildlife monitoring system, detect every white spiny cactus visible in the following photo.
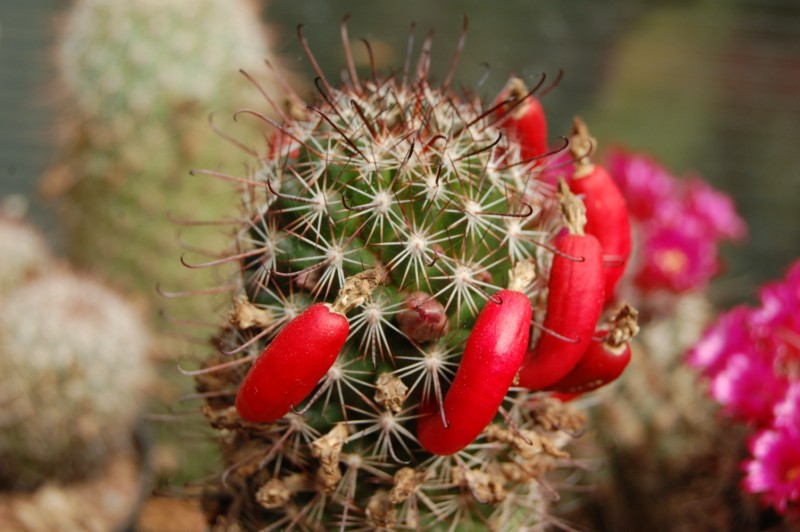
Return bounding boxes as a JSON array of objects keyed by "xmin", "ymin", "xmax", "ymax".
[{"xmin": 0, "ymin": 272, "xmax": 152, "ymax": 487}]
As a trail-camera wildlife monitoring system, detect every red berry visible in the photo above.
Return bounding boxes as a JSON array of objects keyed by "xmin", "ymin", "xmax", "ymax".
[
  {"xmin": 235, "ymin": 266, "xmax": 386, "ymax": 423},
  {"xmin": 417, "ymin": 289, "xmax": 532, "ymax": 455},
  {"xmin": 548, "ymin": 391, "xmax": 581, "ymax": 403},
  {"xmin": 268, "ymin": 127, "xmax": 303, "ymax": 161}
]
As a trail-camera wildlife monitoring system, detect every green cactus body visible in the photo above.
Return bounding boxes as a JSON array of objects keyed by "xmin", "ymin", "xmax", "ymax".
[
  {"xmin": 194, "ymin": 27, "xmax": 589, "ymax": 530},
  {"xmin": 52, "ymin": 0, "xmax": 286, "ymax": 340},
  {"xmin": 0, "ymin": 272, "xmax": 152, "ymax": 488}
]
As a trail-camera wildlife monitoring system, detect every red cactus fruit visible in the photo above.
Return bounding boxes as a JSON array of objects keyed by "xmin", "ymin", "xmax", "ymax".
[
  {"xmin": 495, "ymin": 76, "xmax": 548, "ymax": 162},
  {"xmin": 567, "ymin": 117, "xmax": 632, "ymax": 303},
  {"xmin": 417, "ymin": 262, "xmax": 535, "ymax": 455},
  {"xmin": 518, "ymin": 180, "xmax": 604, "ymax": 390},
  {"xmin": 549, "ymin": 304, "xmax": 639, "ymax": 394}
]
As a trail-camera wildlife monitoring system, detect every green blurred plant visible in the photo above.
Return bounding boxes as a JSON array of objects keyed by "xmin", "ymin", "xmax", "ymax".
[{"xmin": 46, "ymin": 0, "xmax": 288, "ymax": 353}]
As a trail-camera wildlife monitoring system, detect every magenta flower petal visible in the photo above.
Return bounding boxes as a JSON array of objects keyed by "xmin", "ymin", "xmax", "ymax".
[
  {"xmin": 774, "ymin": 382, "xmax": 800, "ymax": 434},
  {"xmin": 752, "ymin": 262, "xmax": 800, "ymax": 365},
  {"xmin": 606, "ymin": 148, "xmax": 675, "ymax": 220},
  {"xmin": 688, "ymin": 258, "xmax": 800, "ymax": 516},
  {"xmin": 684, "ymin": 177, "xmax": 748, "ymax": 241},
  {"xmin": 753, "ymin": 282, "xmax": 792, "ymax": 331},
  {"xmin": 781, "ymin": 259, "xmax": 800, "ymax": 335},
  {"xmin": 743, "ymin": 427, "xmax": 800, "ymax": 514},
  {"xmin": 710, "ymin": 353, "xmax": 788, "ymax": 425},
  {"xmin": 537, "ymin": 148, "xmax": 573, "ymax": 187},
  {"xmin": 634, "ymin": 223, "xmax": 719, "ymax": 293},
  {"xmin": 688, "ymin": 306, "xmax": 753, "ymax": 377},
  {"xmin": 607, "ymin": 147, "xmax": 746, "ymax": 294},
  {"xmin": 786, "ymin": 259, "xmax": 800, "ymax": 288}
]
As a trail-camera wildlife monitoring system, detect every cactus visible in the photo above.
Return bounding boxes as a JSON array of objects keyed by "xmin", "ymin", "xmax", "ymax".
[
  {"xmin": 0, "ymin": 216, "xmax": 155, "ymax": 530},
  {"xmin": 598, "ymin": 292, "xmax": 715, "ymax": 458},
  {"xmin": 0, "ymin": 214, "xmax": 51, "ymax": 295},
  {"xmin": 187, "ymin": 22, "xmax": 605, "ymax": 530},
  {"xmin": 48, "ymin": 0, "xmax": 287, "ymax": 341},
  {"xmin": 0, "ymin": 271, "xmax": 153, "ymax": 489}
]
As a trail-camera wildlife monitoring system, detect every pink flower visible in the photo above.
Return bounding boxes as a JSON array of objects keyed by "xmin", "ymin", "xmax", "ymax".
[
  {"xmin": 774, "ymin": 260, "xmax": 800, "ymax": 336},
  {"xmin": 743, "ymin": 427, "xmax": 800, "ymax": 514},
  {"xmin": 752, "ymin": 264, "xmax": 800, "ymax": 369},
  {"xmin": 787, "ymin": 260, "xmax": 800, "ymax": 290},
  {"xmin": 684, "ymin": 177, "xmax": 748, "ymax": 241},
  {"xmin": 607, "ymin": 148, "xmax": 746, "ymax": 293},
  {"xmin": 710, "ymin": 352, "xmax": 788, "ymax": 425},
  {"xmin": 774, "ymin": 382, "xmax": 800, "ymax": 433},
  {"xmin": 633, "ymin": 222, "xmax": 720, "ymax": 293},
  {"xmin": 606, "ymin": 148, "xmax": 675, "ymax": 220},
  {"xmin": 688, "ymin": 306, "xmax": 753, "ymax": 377},
  {"xmin": 753, "ymin": 281, "xmax": 793, "ymax": 332},
  {"xmin": 689, "ymin": 259, "xmax": 800, "ymax": 516}
]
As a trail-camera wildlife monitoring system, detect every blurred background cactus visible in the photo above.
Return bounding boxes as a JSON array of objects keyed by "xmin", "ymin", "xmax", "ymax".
[
  {"xmin": 0, "ymin": 271, "xmax": 152, "ymax": 485},
  {"xmin": 44, "ymin": 0, "xmax": 289, "ymax": 355},
  {"xmin": 0, "ymin": 210, "xmax": 51, "ymax": 294},
  {"xmin": 0, "ymin": 211, "xmax": 154, "ymax": 530},
  {"xmin": 39, "ymin": 0, "xmax": 298, "ymax": 497}
]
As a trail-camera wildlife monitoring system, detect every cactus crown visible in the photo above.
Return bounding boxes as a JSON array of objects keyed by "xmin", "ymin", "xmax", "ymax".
[{"xmin": 194, "ymin": 20, "xmax": 585, "ymax": 530}]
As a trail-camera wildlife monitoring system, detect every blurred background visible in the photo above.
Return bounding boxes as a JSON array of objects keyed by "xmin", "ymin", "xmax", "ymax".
[{"xmin": 2, "ymin": 0, "xmax": 799, "ymax": 304}]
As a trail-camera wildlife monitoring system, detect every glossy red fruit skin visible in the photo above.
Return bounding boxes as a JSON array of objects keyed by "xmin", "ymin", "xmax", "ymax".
[
  {"xmin": 548, "ymin": 391, "xmax": 581, "ymax": 402},
  {"xmin": 548, "ymin": 333, "xmax": 632, "ymax": 394},
  {"xmin": 507, "ymin": 97, "xmax": 548, "ymax": 161},
  {"xmin": 517, "ymin": 233, "xmax": 604, "ymax": 391},
  {"xmin": 569, "ymin": 165, "xmax": 631, "ymax": 303},
  {"xmin": 417, "ymin": 290, "xmax": 532, "ymax": 456},
  {"xmin": 235, "ymin": 303, "xmax": 349, "ymax": 423}
]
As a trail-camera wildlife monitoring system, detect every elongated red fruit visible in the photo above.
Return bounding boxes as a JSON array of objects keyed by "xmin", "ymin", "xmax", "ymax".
[
  {"xmin": 235, "ymin": 267, "xmax": 385, "ymax": 423},
  {"xmin": 550, "ymin": 304, "xmax": 639, "ymax": 394},
  {"xmin": 495, "ymin": 77, "xmax": 548, "ymax": 161},
  {"xmin": 517, "ymin": 182, "xmax": 604, "ymax": 390},
  {"xmin": 549, "ymin": 335, "xmax": 631, "ymax": 394},
  {"xmin": 236, "ymin": 303, "xmax": 349, "ymax": 423},
  {"xmin": 568, "ymin": 118, "xmax": 631, "ymax": 302},
  {"xmin": 417, "ymin": 288, "xmax": 532, "ymax": 455}
]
